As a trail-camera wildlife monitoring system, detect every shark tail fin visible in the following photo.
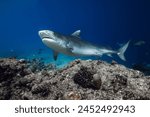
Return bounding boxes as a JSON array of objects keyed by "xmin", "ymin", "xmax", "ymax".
[{"xmin": 117, "ymin": 40, "xmax": 130, "ymax": 61}]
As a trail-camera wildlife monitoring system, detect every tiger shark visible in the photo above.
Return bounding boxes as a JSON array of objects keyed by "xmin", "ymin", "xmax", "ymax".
[{"xmin": 38, "ymin": 30, "xmax": 130, "ymax": 61}]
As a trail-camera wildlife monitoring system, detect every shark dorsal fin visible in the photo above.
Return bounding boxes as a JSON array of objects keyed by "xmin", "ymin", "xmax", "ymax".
[
  {"xmin": 53, "ymin": 50, "xmax": 59, "ymax": 61},
  {"xmin": 71, "ymin": 30, "xmax": 81, "ymax": 38}
]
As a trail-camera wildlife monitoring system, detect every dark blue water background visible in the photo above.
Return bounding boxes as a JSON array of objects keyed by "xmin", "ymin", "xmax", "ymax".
[{"xmin": 0, "ymin": 0, "xmax": 150, "ymax": 67}]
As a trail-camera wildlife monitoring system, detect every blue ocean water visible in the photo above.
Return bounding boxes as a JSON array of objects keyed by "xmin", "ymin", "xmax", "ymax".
[{"xmin": 0, "ymin": 0, "xmax": 150, "ymax": 67}]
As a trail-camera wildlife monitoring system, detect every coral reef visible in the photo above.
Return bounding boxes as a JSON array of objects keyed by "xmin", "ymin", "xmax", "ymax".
[{"xmin": 0, "ymin": 58, "xmax": 150, "ymax": 100}]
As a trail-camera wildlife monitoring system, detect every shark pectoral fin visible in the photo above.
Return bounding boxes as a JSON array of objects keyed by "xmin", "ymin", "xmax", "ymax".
[
  {"xmin": 107, "ymin": 54, "xmax": 113, "ymax": 57},
  {"xmin": 71, "ymin": 30, "xmax": 81, "ymax": 38},
  {"xmin": 53, "ymin": 50, "xmax": 59, "ymax": 61}
]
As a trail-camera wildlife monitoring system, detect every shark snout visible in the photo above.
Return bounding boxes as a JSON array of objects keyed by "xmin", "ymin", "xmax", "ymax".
[
  {"xmin": 38, "ymin": 30, "xmax": 55, "ymax": 39},
  {"xmin": 38, "ymin": 30, "xmax": 43, "ymax": 36}
]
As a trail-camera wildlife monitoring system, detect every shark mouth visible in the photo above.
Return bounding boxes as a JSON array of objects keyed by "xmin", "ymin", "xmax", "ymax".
[
  {"xmin": 42, "ymin": 37, "xmax": 54, "ymax": 41},
  {"xmin": 42, "ymin": 38, "xmax": 54, "ymax": 42},
  {"xmin": 42, "ymin": 36, "xmax": 50, "ymax": 38}
]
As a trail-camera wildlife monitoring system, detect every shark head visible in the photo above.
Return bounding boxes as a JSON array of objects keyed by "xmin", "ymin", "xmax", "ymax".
[
  {"xmin": 38, "ymin": 30, "xmax": 68, "ymax": 52},
  {"xmin": 38, "ymin": 30, "xmax": 56, "ymax": 43}
]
